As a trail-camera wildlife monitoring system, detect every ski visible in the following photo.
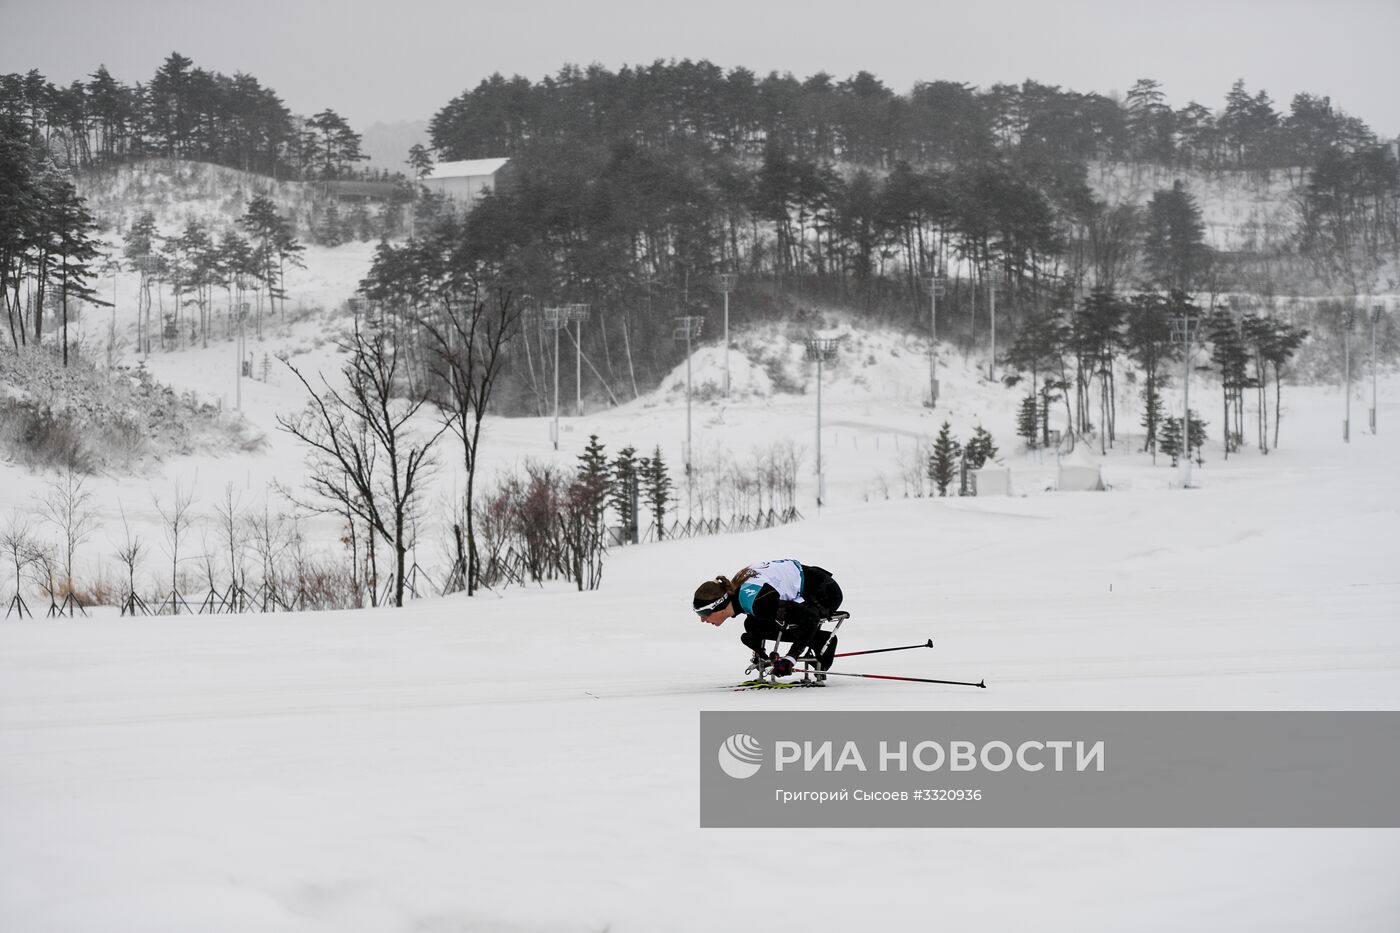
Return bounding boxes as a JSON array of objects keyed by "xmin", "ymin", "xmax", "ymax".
[{"xmin": 731, "ymin": 679, "xmax": 826, "ymax": 691}]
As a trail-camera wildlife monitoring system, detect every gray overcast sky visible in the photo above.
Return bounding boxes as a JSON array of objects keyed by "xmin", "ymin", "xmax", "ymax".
[{"xmin": 3, "ymin": 0, "xmax": 1398, "ymax": 137}]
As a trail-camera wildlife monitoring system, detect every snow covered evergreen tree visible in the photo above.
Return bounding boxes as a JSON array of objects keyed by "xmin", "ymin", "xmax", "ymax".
[
  {"xmin": 964, "ymin": 425, "xmax": 998, "ymax": 470},
  {"xmin": 928, "ymin": 422, "xmax": 961, "ymax": 497},
  {"xmin": 1017, "ymin": 395, "xmax": 1039, "ymax": 449},
  {"xmin": 609, "ymin": 446, "xmax": 640, "ymax": 545},
  {"xmin": 639, "ymin": 447, "xmax": 674, "ymax": 539}
]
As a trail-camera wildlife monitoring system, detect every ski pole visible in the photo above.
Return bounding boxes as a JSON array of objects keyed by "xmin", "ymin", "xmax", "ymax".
[
  {"xmin": 811, "ymin": 668, "xmax": 986, "ymax": 688},
  {"xmin": 833, "ymin": 639, "xmax": 933, "ymax": 659}
]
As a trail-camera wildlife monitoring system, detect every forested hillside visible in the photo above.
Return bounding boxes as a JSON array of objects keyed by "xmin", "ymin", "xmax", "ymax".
[
  {"xmin": 1, "ymin": 54, "xmax": 383, "ymax": 182},
  {"xmin": 4, "ymin": 57, "xmax": 1398, "ymax": 433},
  {"xmin": 352, "ymin": 63, "xmax": 1398, "ymax": 417},
  {"xmin": 423, "ymin": 64, "xmax": 1395, "ymax": 306}
]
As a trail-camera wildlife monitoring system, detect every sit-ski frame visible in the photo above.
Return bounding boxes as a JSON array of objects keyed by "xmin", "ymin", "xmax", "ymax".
[{"xmin": 744, "ymin": 611, "xmax": 849, "ymax": 686}]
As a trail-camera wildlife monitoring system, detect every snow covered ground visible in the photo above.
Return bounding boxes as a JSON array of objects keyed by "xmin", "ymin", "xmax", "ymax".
[{"xmin": 3, "ymin": 240, "xmax": 1400, "ymax": 929}]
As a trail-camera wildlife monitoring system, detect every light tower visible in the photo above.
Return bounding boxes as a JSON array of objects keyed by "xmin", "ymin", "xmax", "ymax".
[
  {"xmin": 673, "ymin": 315, "xmax": 705, "ymax": 519},
  {"xmin": 1371, "ymin": 302, "xmax": 1386, "ymax": 434},
  {"xmin": 803, "ymin": 335, "xmax": 842, "ymax": 509},
  {"xmin": 543, "ymin": 306, "xmax": 571, "ymax": 449},
  {"xmin": 234, "ymin": 274, "xmax": 253, "ymax": 411},
  {"xmin": 134, "ymin": 253, "xmax": 159, "ymax": 358},
  {"xmin": 1170, "ymin": 312, "xmax": 1200, "ymax": 488},
  {"xmin": 714, "ymin": 273, "xmax": 738, "ymax": 399},
  {"xmin": 1343, "ymin": 302, "xmax": 1357, "ymax": 443},
  {"xmin": 566, "ymin": 303, "xmax": 590, "ymax": 415},
  {"xmin": 924, "ymin": 273, "xmax": 946, "ymax": 406},
  {"xmin": 987, "ymin": 269, "xmax": 1004, "ymax": 382}
]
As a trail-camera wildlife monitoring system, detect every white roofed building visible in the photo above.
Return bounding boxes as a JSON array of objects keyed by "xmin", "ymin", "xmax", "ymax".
[{"xmin": 421, "ymin": 157, "xmax": 510, "ymax": 212}]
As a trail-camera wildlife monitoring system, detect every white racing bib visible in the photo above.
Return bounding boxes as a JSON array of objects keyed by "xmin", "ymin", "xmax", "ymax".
[{"xmin": 737, "ymin": 559, "xmax": 805, "ymax": 612}]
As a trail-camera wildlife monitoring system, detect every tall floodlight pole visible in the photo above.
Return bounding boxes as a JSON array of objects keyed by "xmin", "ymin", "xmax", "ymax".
[
  {"xmin": 803, "ymin": 336, "xmax": 841, "ymax": 509},
  {"xmin": 1171, "ymin": 314, "xmax": 1199, "ymax": 488},
  {"xmin": 715, "ymin": 273, "xmax": 738, "ymax": 399},
  {"xmin": 1225, "ymin": 298, "xmax": 1248, "ymax": 459},
  {"xmin": 673, "ymin": 315, "xmax": 705, "ymax": 519},
  {"xmin": 1343, "ymin": 302, "xmax": 1355, "ymax": 443},
  {"xmin": 987, "ymin": 269, "xmax": 1004, "ymax": 382},
  {"xmin": 544, "ymin": 306, "xmax": 569, "ymax": 449},
  {"xmin": 567, "ymin": 303, "xmax": 590, "ymax": 416},
  {"xmin": 924, "ymin": 273, "xmax": 946, "ymax": 406},
  {"xmin": 109, "ymin": 261, "xmax": 119, "ymax": 357},
  {"xmin": 234, "ymin": 274, "xmax": 252, "ymax": 411},
  {"xmin": 135, "ymin": 253, "xmax": 157, "ymax": 359},
  {"xmin": 1371, "ymin": 303, "xmax": 1385, "ymax": 434}
]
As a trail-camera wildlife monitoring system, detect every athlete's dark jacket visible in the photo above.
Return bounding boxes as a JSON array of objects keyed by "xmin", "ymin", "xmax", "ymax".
[{"xmin": 735, "ymin": 563, "xmax": 843, "ymax": 654}]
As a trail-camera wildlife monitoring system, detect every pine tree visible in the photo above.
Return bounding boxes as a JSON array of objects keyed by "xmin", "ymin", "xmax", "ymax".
[
  {"xmin": 639, "ymin": 446, "xmax": 673, "ymax": 539},
  {"xmin": 1017, "ymin": 394, "xmax": 1039, "ymax": 449},
  {"xmin": 305, "ymin": 109, "xmax": 366, "ymax": 179},
  {"xmin": 928, "ymin": 422, "xmax": 961, "ymax": 497},
  {"xmin": 319, "ymin": 203, "xmax": 344, "ymax": 247},
  {"xmin": 1159, "ymin": 416, "xmax": 1183, "ymax": 466},
  {"xmin": 1259, "ymin": 317, "xmax": 1308, "ymax": 450},
  {"xmin": 1073, "ymin": 289, "xmax": 1127, "ymax": 451},
  {"xmin": 123, "ymin": 211, "xmax": 160, "ymax": 262},
  {"xmin": 608, "ymin": 445, "xmax": 640, "ymax": 545},
  {"xmin": 407, "ymin": 144, "xmax": 433, "ymax": 184},
  {"xmin": 1186, "ymin": 411, "xmax": 1208, "ymax": 465},
  {"xmin": 962, "ymin": 424, "xmax": 998, "ymax": 495},
  {"xmin": 238, "ymin": 196, "xmax": 304, "ymax": 321},
  {"xmin": 1125, "ymin": 78, "xmax": 1175, "ymax": 164},
  {"xmin": 964, "ymin": 425, "xmax": 998, "ymax": 470},
  {"xmin": 1160, "ymin": 411, "xmax": 1208, "ymax": 467},
  {"xmin": 1125, "ymin": 290, "xmax": 1184, "ymax": 452},
  {"xmin": 575, "ymin": 434, "xmax": 610, "ymax": 529},
  {"xmin": 567, "ymin": 434, "xmax": 611, "ymax": 590},
  {"xmin": 1039, "ymin": 379, "xmax": 1066, "ymax": 447},
  {"xmin": 1007, "ymin": 308, "xmax": 1069, "ymax": 445},
  {"xmin": 215, "ymin": 229, "xmax": 253, "ymax": 335},
  {"xmin": 45, "ymin": 177, "xmax": 104, "ymax": 364},
  {"xmin": 1143, "ymin": 182, "xmax": 1210, "ymax": 292},
  {"xmin": 1205, "ymin": 309, "xmax": 1250, "ymax": 457},
  {"xmin": 1140, "ymin": 384, "xmax": 1167, "ymax": 461}
]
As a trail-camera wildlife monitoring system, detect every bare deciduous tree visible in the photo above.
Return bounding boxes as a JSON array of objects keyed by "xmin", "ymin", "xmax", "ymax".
[
  {"xmin": 246, "ymin": 497, "xmax": 290, "ymax": 611},
  {"xmin": 278, "ymin": 322, "xmax": 447, "ymax": 607},
  {"xmin": 419, "ymin": 287, "xmax": 521, "ymax": 595},
  {"xmin": 2, "ymin": 511, "xmax": 40, "ymax": 618},
  {"xmin": 152, "ymin": 481, "xmax": 197, "ymax": 614},
  {"xmin": 41, "ymin": 470, "xmax": 97, "ymax": 602},
  {"xmin": 113, "ymin": 505, "xmax": 149, "ymax": 616},
  {"xmin": 212, "ymin": 483, "xmax": 248, "ymax": 610}
]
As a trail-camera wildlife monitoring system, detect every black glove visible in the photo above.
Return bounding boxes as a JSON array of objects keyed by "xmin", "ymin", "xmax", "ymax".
[{"xmin": 769, "ymin": 653, "xmax": 796, "ymax": 677}]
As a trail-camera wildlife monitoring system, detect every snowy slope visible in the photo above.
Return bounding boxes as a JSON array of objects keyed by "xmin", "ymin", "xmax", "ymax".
[
  {"xmin": 2, "ymin": 375, "xmax": 1399, "ymax": 931},
  {"xmin": 3, "ymin": 166, "xmax": 1400, "ymax": 929},
  {"xmin": 1087, "ymin": 160, "xmax": 1300, "ymax": 254}
]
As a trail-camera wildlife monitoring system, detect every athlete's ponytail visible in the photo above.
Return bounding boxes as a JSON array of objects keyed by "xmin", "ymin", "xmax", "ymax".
[{"xmin": 694, "ymin": 567, "xmax": 755, "ymax": 613}]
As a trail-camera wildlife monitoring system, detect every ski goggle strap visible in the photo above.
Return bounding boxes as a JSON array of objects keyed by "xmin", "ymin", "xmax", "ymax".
[{"xmin": 694, "ymin": 593, "xmax": 728, "ymax": 615}]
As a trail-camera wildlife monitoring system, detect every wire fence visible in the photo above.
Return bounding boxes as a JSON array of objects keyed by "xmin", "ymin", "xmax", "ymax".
[
  {"xmin": 4, "ymin": 509, "xmax": 808, "ymax": 618},
  {"xmin": 640, "ymin": 506, "xmax": 804, "ymax": 543}
]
